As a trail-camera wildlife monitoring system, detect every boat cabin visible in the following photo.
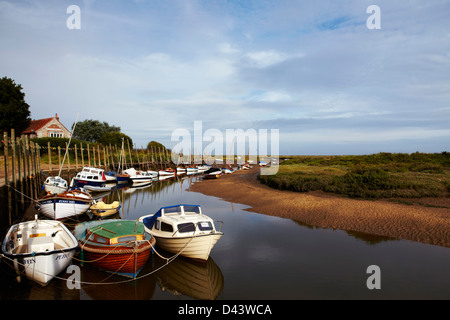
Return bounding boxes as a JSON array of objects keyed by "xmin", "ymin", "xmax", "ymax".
[
  {"xmin": 142, "ymin": 204, "xmax": 218, "ymax": 236},
  {"xmin": 75, "ymin": 167, "xmax": 106, "ymax": 182},
  {"xmin": 84, "ymin": 221, "xmax": 146, "ymax": 245}
]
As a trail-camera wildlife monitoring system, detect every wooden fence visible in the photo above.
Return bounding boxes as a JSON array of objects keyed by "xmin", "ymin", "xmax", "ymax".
[{"xmin": 1, "ymin": 129, "xmax": 174, "ymax": 227}]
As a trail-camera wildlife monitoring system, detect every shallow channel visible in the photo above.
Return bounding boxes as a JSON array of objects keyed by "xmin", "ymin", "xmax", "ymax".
[{"xmin": 1, "ymin": 174, "xmax": 449, "ymax": 300}]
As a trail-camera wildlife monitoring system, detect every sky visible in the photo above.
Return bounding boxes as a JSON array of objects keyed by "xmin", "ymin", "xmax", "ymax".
[{"xmin": 1, "ymin": 0, "xmax": 449, "ymax": 155}]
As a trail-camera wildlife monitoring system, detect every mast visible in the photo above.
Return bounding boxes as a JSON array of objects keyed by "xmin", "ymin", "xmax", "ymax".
[{"xmin": 58, "ymin": 112, "xmax": 79, "ymax": 177}]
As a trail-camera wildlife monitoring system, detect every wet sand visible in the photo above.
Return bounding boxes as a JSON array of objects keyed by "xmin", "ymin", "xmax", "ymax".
[{"xmin": 188, "ymin": 166, "xmax": 450, "ymax": 248}]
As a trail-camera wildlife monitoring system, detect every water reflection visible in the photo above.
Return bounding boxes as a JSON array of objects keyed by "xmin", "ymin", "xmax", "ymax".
[
  {"xmin": 292, "ymin": 219, "xmax": 399, "ymax": 246},
  {"xmin": 80, "ymin": 261, "xmax": 156, "ymax": 300},
  {"xmin": 1, "ymin": 172, "xmax": 449, "ymax": 300},
  {"xmin": 153, "ymin": 255, "xmax": 224, "ymax": 300}
]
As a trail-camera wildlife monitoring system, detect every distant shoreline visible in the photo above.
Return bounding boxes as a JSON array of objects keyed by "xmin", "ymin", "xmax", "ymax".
[{"xmin": 188, "ymin": 166, "xmax": 450, "ymax": 248}]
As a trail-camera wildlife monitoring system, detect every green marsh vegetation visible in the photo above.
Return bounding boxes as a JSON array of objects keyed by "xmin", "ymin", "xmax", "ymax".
[{"xmin": 259, "ymin": 152, "xmax": 450, "ymax": 200}]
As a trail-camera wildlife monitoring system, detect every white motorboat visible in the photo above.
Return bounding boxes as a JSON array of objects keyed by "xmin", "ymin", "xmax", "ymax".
[
  {"xmin": 71, "ymin": 167, "xmax": 110, "ymax": 188},
  {"xmin": 196, "ymin": 165, "xmax": 210, "ymax": 173},
  {"xmin": 82, "ymin": 183, "xmax": 115, "ymax": 193},
  {"xmin": 43, "ymin": 176, "xmax": 68, "ymax": 194},
  {"xmin": 123, "ymin": 168, "xmax": 154, "ymax": 184},
  {"xmin": 138, "ymin": 204, "xmax": 223, "ymax": 261},
  {"xmin": 1, "ymin": 217, "xmax": 78, "ymax": 286},
  {"xmin": 146, "ymin": 170, "xmax": 159, "ymax": 177},
  {"xmin": 37, "ymin": 188, "xmax": 93, "ymax": 220},
  {"xmin": 158, "ymin": 168, "xmax": 176, "ymax": 177},
  {"xmin": 176, "ymin": 167, "xmax": 187, "ymax": 174},
  {"xmin": 186, "ymin": 167, "xmax": 198, "ymax": 175}
]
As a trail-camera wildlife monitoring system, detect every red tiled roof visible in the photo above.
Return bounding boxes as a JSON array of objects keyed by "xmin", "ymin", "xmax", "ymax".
[{"xmin": 22, "ymin": 117, "xmax": 54, "ymax": 134}]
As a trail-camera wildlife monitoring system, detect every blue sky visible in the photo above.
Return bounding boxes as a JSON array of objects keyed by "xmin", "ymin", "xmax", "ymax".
[{"xmin": 1, "ymin": 0, "xmax": 449, "ymax": 155}]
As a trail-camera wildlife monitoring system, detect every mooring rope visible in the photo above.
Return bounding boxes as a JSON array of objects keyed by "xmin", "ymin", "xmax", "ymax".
[
  {"xmin": 5, "ymin": 183, "xmax": 40, "ymax": 204},
  {"xmin": 0, "ymin": 230, "xmax": 199, "ymax": 286}
]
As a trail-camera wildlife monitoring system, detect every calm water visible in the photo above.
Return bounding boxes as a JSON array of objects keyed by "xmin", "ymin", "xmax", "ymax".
[{"xmin": 1, "ymin": 174, "xmax": 449, "ymax": 300}]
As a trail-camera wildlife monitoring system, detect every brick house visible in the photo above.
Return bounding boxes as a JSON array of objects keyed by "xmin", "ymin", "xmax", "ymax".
[{"xmin": 22, "ymin": 114, "xmax": 71, "ymax": 138}]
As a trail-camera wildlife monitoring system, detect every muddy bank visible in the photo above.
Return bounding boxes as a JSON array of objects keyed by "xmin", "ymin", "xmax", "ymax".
[{"xmin": 188, "ymin": 167, "xmax": 450, "ymax": 248}]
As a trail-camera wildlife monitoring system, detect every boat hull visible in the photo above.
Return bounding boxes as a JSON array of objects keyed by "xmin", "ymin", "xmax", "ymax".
[
  {"xmin": 43, "ymin": 176, "xmax": 68, "ymax": 194},
  {"xmin": 90, "ymin": 201, "xmax": 121, "ymax": 218},
  {"xmin": 38, "ymin": 198, "xmax": 92, "ymax": 220},
  {"xmin": 154, "ymin": 233, "xmax": 223, "ymax": 261},
  {"xmin": 80, "ymin": 239, "xmax": 155, "ymax": 278},
  {"xmin": 72, "ymin": 179, "xmax": 106, "ymax": 187},
  {"xmin": 116, "ymin": 175, "xmax": 131, "ymax": 184},
  {"xmin": 1, "ymin": 220, "xmax": 78, "ymax": 286},
  {"xmin": 158, "ymin": 171, "xmax": 176, "ymax": 176},
  {"xmin": 6, "ymin": 249, "xmax": 77, "ymax": 285}
]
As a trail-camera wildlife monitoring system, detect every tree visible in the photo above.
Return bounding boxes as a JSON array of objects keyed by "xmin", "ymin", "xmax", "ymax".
[
  {"xmin": 0, "ymin": 76, "xmax": 31, "ymax": 134},
  {"xmin": 72, "ymin": 119, "xmax": 120, "ymax": 142},
  {"xmin": 147, "ymin": 140, "xmax": 167, "ymax": 151},
  {"xmin": 98, "ymin": 131, "xmax": 132, "ymax": 147}
]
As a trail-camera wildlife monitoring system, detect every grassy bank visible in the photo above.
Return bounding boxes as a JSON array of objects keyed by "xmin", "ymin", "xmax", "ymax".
[{"xmin": 259, "ymin": 152, "xmax": 450, "ymax": 200}]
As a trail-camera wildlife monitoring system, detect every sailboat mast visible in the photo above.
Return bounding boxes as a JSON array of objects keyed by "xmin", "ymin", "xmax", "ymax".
[{"xmin": 58, "ymin": 112, "xmax": 79, "ymax": 177}]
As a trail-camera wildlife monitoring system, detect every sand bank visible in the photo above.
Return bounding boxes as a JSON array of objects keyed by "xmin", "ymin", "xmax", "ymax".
[{"xmin": 188, "ymin": 167, "xmax": 450, "ymax": 248}]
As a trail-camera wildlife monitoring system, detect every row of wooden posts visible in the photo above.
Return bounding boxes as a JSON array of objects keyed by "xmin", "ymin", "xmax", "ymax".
[
  {"xmin": 44, "ymin": 139, "xmax": 174, "ymax": 174},
  {"xmin": 1, "ymin": 129, "xmax": 174, "ymax": 226},
  {"xmin": 1, "ymin": 130, "xmax": 42, "ymax": 226}
]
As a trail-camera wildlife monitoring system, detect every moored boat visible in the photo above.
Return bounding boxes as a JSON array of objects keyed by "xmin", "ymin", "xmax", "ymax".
[
  {"xmin": 123, "ymin": 168, "xmax": 154, "ymax": 184},
  {"xmin": 72, "ymin": 167, "xmax": 109, "ymax": 188},
  {"xmin": 138, "ymin": 204, "xmax": 223, "ymax": 261},
  {"xmin": 83, "ymin": 183, "xmax": 115, "ymax": 193},
  {"xmin": 158, "ymin": 168, "xmax": 176, "ymax": 177},
  {"xmin": 73, "ymin": 219, "xmax": 155, "ymax": 278},
  {"xmin": 1, "ymin": 217, "xmax": 78, "ymax": 286},
  {"xmin": 176, "ymin": 167, "xmax": 187, "ymax": 174},
  {"xmin": 203, "ymin": 167, "xmax": 223, "ymax": 179},
  {"xmin": 43, "ymin": 176, "xmax": 68, "ymax": 194},
  {"xmin": 37, "ymin": 188, "xmax": 93, "ymax": 220},
  {"xmin": 221, "ymin": 167, "xmax": 233, "ymax": 174},
  {"xmin": 196, "ymin": 165, "xmax": 210, "ymax": 173},
  {"xmin": 90, "ymin": 200, "xmax": 121, "ymax": 218},
  {"xmin": 186, "ymin": 167, "xmax": 198, "ymax": 174},
  {"xmin": 115, "ymin": 173, "xmax": 131, "ymax": 184}
]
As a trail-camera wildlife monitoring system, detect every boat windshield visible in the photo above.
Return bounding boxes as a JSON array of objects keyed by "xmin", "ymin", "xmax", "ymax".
[
  {"xmin": 177, "ymin": 222, "xmax": 196, "ymax": 233},
  {"xmin": 164, "ymin": 206, "xmax": 183, "ymax": 215},
  {"xmin": 183, "ymin": 205, "xmax": 200, "ymax": 214}
]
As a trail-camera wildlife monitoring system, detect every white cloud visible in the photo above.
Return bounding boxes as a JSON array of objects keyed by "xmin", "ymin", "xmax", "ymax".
[
  {"xmin": 0, "ymin": 0, "xmax": 449, "ymax": 153},
  {"xmin": 244, "ymin": 50, "xmax": 291, "ymax": 68}
]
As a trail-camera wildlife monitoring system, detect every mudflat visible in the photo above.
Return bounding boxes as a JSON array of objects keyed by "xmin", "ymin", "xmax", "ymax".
[{"xmin": 188, "ymin": 166, "xmax": 450, "ymax": 248}]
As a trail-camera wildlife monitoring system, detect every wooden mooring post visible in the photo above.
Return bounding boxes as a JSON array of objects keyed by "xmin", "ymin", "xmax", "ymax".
[
  {"xmin": 1, "ymin": 130, "xmax": 41, "ymax": 226},
  {"xmin": 1, "ymin": 134, "xmax": 172, "ymax": 227}
]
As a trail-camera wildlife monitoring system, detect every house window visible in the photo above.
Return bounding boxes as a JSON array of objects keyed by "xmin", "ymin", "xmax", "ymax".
[{"xmin": 49, "ymin": 132, "xmax": 63, "ymax": 138}]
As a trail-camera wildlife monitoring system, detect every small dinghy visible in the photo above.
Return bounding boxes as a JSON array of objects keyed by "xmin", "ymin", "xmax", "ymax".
[
  {"xmin": 74, "ymin": 219, "xmax": 155, "ymax": 278},
  {"xmin": 1, "ymin": 217, "xmax": 78, "ymax": 286},
  {"xmin": 158, "ymin": 168, "xmax": 176, "ymax": 177},
  {"xmin": 43, "ymin": 176, "xmax": 68, "ymax": 194},
  {"xmin": 37, "ymin": 188, "xmax": 93, "ymax": 220},
  {"xmin": 90, "ymin": 200, "xmax": 121, "ymax": 218},
  {"xmin": 203, "ymin": 167, "xmax": 223, "ymax": 179}
]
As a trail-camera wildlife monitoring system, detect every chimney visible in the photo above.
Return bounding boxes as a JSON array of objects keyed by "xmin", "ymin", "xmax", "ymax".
[{"xmin": 55, "ymin": 113, "xmax": 59, "ymax": 120}]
